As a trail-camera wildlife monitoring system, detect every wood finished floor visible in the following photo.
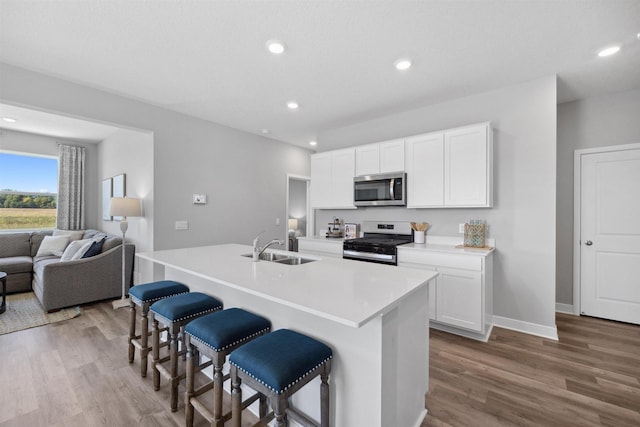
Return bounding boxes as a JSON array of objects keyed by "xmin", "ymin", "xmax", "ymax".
[{"xmin": 0, "ymin": 301, "xmax": 638, "ymax": 427}]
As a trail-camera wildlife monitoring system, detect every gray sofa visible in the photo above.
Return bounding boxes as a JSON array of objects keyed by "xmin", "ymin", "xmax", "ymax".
[{"xmin": 0, "ymin": 229, "xmax": 134, "ymax": 312}]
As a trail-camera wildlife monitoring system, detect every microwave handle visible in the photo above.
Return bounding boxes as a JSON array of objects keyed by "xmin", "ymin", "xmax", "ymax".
[{"xmin": 389, "ymin": 178, "xmax": 395, "ymax": 200}]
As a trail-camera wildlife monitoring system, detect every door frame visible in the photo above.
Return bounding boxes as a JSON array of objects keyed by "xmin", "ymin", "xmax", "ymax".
[
  {"xmin": 285, "ymin": 173, "xmax": 312, "ymax": 251},
  {"xmin": 572, "ymin": 142, "xmax": 640, "ymax": 315}
]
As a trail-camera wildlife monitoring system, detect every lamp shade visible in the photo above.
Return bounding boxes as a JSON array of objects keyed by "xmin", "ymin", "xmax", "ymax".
[
  {"xmin": 110, "ymin": 197, "xmax": 142, "ymax": 218},
  {"xmin": 288, "ymin": 218, "xmax": 298, "ymax": 230}
]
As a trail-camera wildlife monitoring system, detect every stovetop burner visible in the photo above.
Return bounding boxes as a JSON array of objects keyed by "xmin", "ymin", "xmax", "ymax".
[{"xmin": 347, "ymin": 237, "xmax": 411, "ymax": 247}]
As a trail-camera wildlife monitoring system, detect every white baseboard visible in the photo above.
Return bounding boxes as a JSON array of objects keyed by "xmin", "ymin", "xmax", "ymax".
[
  {"xmin": 413, "ymin": 409, "xmax": 428, "ymax": 427},
  {"xmin": 492, "ymin": 315, "xmax": 558, "ymax": 341},
  {"xmin": 555, "ymin": 303, "xmax": 575, "ymax": 314}
]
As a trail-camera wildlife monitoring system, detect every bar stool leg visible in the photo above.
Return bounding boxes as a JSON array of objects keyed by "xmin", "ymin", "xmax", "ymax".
[
  {"xmin": 274, "ymin": 395, "xmax": 288, "ymax": 427},
  {"xmin": 128, "ymin": 301, "xmax": 136, "ymax": 363},
  {"xmin": 152, "ymin": 317, "xmax": 161, "ymax": 391},
  {"xmin": 213, "ymin": 352, "xmax": 225, "ymax": 424},
  {"xmin": 169, "ymin": 324, "xmax": 180, "ymax": 412},
  {"xmin": 140, "ymin": 307, "xmax": 150, "ymax": 377},
  {"xmin": 231, "ymin": 366, "xmax": 242, "ymax": 427},
  {"xmin": 185, "ymin": 335, "xmax": 195, "ymax": 427},
  {"xmin": 321, "ymin": 366, "xmax": 330, "ymax": 427}
]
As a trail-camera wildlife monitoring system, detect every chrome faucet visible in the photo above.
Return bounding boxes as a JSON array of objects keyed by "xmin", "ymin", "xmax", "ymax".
[{"xmin": 252, "ymin": 231, "xmax": 284, "ymax": 261}]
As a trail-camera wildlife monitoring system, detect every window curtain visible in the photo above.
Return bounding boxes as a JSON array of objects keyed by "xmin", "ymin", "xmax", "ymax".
[{"xmin": 57, "ymin": 145, "xmax": 85, "ymax": 230}]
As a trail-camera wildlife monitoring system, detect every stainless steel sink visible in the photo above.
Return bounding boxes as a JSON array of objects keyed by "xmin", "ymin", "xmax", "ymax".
[{"xmin": 241, "ymin": 252, "xmax": 316, "ymax": 265}]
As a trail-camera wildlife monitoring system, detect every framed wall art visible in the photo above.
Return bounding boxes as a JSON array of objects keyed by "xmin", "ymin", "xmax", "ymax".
[
  {"xmin": 102, "ymin": 178, "xmax": 113, "ymax": 221},
  {"xmin": 112, "ymin": 173, "xmax": 126, "ymax": 220}
]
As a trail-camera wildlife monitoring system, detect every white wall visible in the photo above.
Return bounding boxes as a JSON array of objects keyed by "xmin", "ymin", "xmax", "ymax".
[
  {"xmin": 98, "ymin": 128, "xmax": 154, "ymax": 283},
  {"xmin": 316, "ymin": 76, "xmax": 558, "ymax": 332},
  {"xmin": 0, "ymin": 128, "xmax": 99, "ymax": 229},
  {"xmin": 0, "ymin": 63, "xmax": 312, "ymax": 283},
  {"xmin": 556, "ymin": 89, "xmax": 640, "ymax": 305}
]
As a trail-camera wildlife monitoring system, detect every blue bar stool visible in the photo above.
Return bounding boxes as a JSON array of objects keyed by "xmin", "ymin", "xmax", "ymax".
[
  {"xmin": 150, "ymin": 292, "xmax": 223, "ymax": 412},
  {"xmin": 230, "ymin": 329, "xmax": 333, "ymax": 427},
  {"xmin": 184, "ymin": 308, "xmax": 271, "ymax": 427},
  {"xmin": 128, "ymin": 280, "xmax": 190, "ymax": 377}
]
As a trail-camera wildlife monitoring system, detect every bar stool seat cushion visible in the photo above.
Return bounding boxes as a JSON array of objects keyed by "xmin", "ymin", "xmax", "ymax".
[
  {"xmin": 230, "ymin": 329, "xmax": 332, "ymax": 395},
  {"xmin": 185, "ymin": 308, "xmax": 271, "ymax": 352},
  {"xmin": 129, "ymin": 280, "xmax": 189, "ymax": 304},
  {"xmin": 151, "ymin": 292, "xmax": 223, "ymax": 323}
]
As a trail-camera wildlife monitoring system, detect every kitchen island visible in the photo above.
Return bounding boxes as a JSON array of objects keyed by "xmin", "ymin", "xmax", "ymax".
[{"xmin": 137, "ymin": 244, "xmax": 437, "ymax": 427}]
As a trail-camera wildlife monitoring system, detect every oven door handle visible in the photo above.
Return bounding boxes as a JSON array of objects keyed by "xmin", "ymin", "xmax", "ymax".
[{"xmin": 343, "ymin": 250, "xmax": 395, "ymax": 262}]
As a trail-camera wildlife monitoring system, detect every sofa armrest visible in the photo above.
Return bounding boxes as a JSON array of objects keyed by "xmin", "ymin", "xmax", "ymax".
[{"xmin": 35, "ymin": 243, "xmax": 135, "ymax": 312}]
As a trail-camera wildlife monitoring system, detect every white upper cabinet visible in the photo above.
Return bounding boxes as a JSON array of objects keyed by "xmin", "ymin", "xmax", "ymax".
[
  {"xmin": 406, "ymin": 132, "xmax": 445, "ymax": 208},
  {"xmin": 444, "ymin": 124, "xmax": 492, "ymax": 207},
  {"xmin": 311, "ymin": 148, "xmax": 356, "ymax": 209},
  {"xmin": 355, "ymin": 139, "xmax": 405, "ymax": 176},
  {"xmin": 406, "ymin": 123, "xmax": 492, "ymax": 208}
]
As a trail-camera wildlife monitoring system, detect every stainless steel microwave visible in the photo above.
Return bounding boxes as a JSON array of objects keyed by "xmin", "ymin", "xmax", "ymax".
[{"xmin": 354, "ymin": 172, "xmax": 406, "ymax": 207}]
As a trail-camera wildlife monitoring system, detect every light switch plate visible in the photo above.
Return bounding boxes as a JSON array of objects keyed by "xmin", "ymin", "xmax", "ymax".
[
  {"xmin": 175, "ymin": 220, "xmax": 189, "ymax": 230},
  {"xmin": 193, "ymin": 194, "xmax": 207, "ymax": 204}
]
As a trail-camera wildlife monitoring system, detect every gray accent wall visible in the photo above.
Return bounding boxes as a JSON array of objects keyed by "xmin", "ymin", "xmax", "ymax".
[
  {"xmin": 316, "ymin": 76, "xmax": 558, "ymax": 330},
  {"xmin": 0, "ymin": 63, "xmax": 312, "ymax": 281},
  {"xmin": 556, "ymin": 89, "xmax": 640, "ymax": 305}
]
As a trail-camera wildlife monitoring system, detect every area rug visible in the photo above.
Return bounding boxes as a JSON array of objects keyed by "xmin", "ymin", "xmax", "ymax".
[{"xmin": 0, "ymin": 292, "xmax": 81, "ymax": 335}]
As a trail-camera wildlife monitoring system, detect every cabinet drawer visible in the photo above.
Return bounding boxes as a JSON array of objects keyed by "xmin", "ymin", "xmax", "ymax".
[{"xmin": 398, "ymin": 249, "xmax": 482, "ymax": 271}]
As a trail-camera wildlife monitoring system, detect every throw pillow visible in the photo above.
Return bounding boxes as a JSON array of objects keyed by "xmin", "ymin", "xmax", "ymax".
[
  {"xmin": 82, "ymin": 237, "xmax": 107, "ymax": 259},
  {"xmin": 60, "ymin": 238, "xmax": 92, "ymax": 262},
  {"xmin": 70, "ymin": 240, "xmax": 94, "ymax": 261},
  {"xmin": 36, "ymin": 235, "xmax": 70, "ymax": 257},
  {"xmin": 53, "ymin": 229, "xmax": 85, "ymax": 242}
]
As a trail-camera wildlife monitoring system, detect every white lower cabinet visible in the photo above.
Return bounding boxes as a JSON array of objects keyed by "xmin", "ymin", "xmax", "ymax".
[{"xmin": 398, "ymin": 248, "xmax": 493, "ymax": 341}]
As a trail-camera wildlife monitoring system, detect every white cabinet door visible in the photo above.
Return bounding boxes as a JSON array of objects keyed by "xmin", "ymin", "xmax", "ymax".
[
  {"xmin": 444, "ymin": 124, "xmax": 491, "ymax": 206},
  {"xmin": 436, "ymin": 267, "xmax": 483, "ymax": 332},
  {"xmin": 310, "ymin": 152, "xmax": 332, "ymax": 208},
  {"xmin": 405, "ymin": 132, "xmax": 445, "ymax": 207},
  {"xmin": 330, "ymin": 148, "xmax": 356, "ymax": 208},
  {"xmin": 311, "ymin": 149, "xmax": 355, "ymax": 209},
  {"xmin": 380, "ymin": 139, "xmax": 405, "ymax": 173},
  {"xmin": 355, "ymin": 144, "xmax": 380, "ymax": 176}
]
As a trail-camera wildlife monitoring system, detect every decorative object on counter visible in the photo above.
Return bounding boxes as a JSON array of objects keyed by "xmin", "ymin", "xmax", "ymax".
[
  {"xmin": 464, "ymin": 220, "xmax": 487, "ymax": 248},
  {"xmin": 326, "ymin": 216, "xmax": 343, "ymax": 238},
  {"xmin": 344, "ymin": 223, "xmax": 359, "ymax": 239},
  {"xmin": 410, "ymin": 222, "xmax": 429, "ymax": 244}
]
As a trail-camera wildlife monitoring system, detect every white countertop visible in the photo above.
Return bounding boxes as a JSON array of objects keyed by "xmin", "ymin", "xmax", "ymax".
[{"xmin": 137, "ymin": 244, "xmax": 437, "ymax": 328}]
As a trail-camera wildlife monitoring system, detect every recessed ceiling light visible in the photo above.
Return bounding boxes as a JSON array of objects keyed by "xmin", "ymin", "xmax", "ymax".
[
  {"xmin": 394, "ymin": 58, "xmax": 412, "ymax": 71},
  {"xmin": 309, "ymin": 141, "xmax": 317, "ymax": 146},
  {"xmin": 287, "ymin": 101, "xmax": 299, "ymax": 110},
  {"xmin": 261, "ymin": 129, "xmax": 270, "ymax": 134},
  {"xmin": 266, "ymin": 40, "xmax": 286, "ymax": 55},
  {"xmin": 2, "ymin": 117, "xmax": 17, "ymax": 123},
  {"xmin": 597, "ymin": 45, "xmax": 620, "ymax": 57}
]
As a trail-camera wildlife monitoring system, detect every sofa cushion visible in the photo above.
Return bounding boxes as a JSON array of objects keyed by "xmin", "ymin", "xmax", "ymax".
[
  {"xmin": 102, "ymin": 236, "xmax": 122, "ymax": 253},
  {"xmin": 60, "ymin": 238, "xmax": 92, "ymax": 262},
  {"xmin": 53, "ymin": 229, "xmax": 85, "ymax": 242},
  {"xmin": 0, "ymin": 232, "xmax": 31, "ymax": 258},
  {"xmin": 33, "ymin": 257, "xmax": 61, "ymax": 278},
  {"xmin": 71, "ymin": 240, "xmax": 94, "ymax": 260},
  {"xmin": 0, "ymin": 256, "xmax": 33, "ymax": 274},
  {"xmin": 30, "ymin": 230, "xmax": 54, "ymax": 257},
  {"xmin": 82, "ymin": 237, "xmax": 106, "ymax": 258},
  {"xmin": 36, "ymin": 235, "xmax": 70, "ymax": 257}
]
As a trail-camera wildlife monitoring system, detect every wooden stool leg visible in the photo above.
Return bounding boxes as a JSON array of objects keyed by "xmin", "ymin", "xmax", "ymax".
[
  {"xmin": 274, "ymin": 395, "xmax": 287, "ymax": 427},
  {"xmin": 321, "ymin": 366, "xmax": 330, "ymax": 427},
  {"xmin": 140, "ymin": 307, "xmax": 149, "ymax": 377},
  {"xmin": 152, "ymin": 318, "xmax": 161, "ymax": 391},
  {"xmin": 170, "ymin": 324, "xmax": 180, "ymax": 412},
  {"xmin": 231, "ymin": 366, "xmax": 242, "ymax": 427},
  {"xmin": 128, "ymin": 301, "xmax": 136, "ymax": 363},
  {"xmin": 213, "ymin": 352, "xmax": 224, "ymax": 424},
  {"xmin": 185, "ymin": 336, "xmax": 195, "ymax": 427},
  {"xmin": 259, "ymin": 394, "xmax": 268, "ymax": 419}
]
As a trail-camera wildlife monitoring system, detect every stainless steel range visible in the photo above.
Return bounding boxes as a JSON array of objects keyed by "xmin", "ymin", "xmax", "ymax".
[{"xmin": 342, "ymin": 221, "xmax": 413, "ymax": 265}]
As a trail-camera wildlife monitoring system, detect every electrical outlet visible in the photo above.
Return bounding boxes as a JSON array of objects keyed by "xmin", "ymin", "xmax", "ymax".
[
  {"xmin": 459, "ymin": 223, "xmax": 466, "ymax": 233},
  {"xmin": 275, "ymin": 218, "xmax": 280, "ymax": 226},
  {"xmin": 175, "ymin": 220, "xmax": 189, "ymax": 230},
  {"xmin": 193, "ymin": 194, "xmax": 206, "ymax": 204}
]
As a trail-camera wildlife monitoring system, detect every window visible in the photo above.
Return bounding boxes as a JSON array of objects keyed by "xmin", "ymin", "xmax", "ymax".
[{"xmin": 0, "ymin": 152, "xmax": 58, "ymax": 230}]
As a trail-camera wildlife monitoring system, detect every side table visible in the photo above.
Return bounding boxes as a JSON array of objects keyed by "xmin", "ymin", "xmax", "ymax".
[{"xmin": 0, "ymin": 272, "xmax": 6, "ymax": 314}]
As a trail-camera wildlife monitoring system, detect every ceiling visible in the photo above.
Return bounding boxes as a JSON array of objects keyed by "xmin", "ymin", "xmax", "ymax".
[{"xmin": 1, "ymin": 1, "xmax": 639, "ymax": 148}]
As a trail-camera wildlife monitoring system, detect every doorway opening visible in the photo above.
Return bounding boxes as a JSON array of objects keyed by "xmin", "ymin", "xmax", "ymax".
[{"xmin": 286, "ymin": 174, "xmax": 311, "ymax": 252}]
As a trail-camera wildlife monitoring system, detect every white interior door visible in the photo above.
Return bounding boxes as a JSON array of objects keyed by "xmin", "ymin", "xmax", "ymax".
[{"xmin": 580, "ymin": 147, "xmax": 640, "ymax": 324}]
